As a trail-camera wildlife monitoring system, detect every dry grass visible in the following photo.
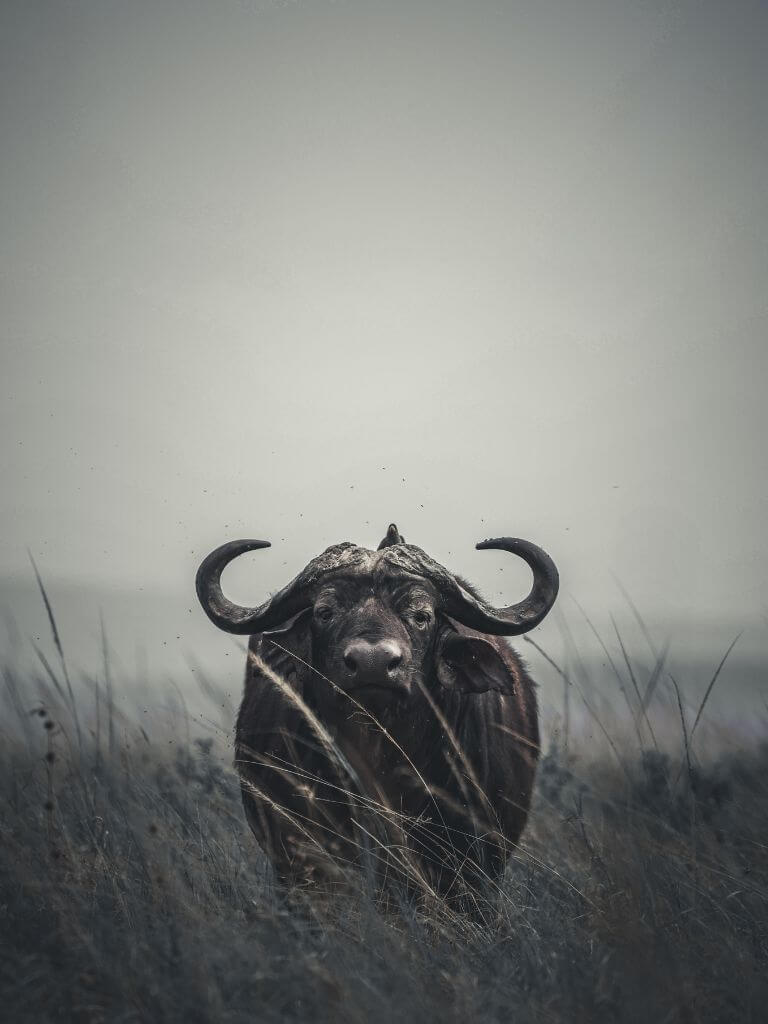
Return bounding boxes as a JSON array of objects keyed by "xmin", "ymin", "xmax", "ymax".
[{"xmin": 1, "ymin": 602, "xmax": 767, "ymax": 1023}]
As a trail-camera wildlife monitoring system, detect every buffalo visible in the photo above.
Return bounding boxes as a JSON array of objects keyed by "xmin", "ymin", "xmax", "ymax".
[{"xmin": 196, "ymin": 524, "xmax": 558, "ymax": 904}]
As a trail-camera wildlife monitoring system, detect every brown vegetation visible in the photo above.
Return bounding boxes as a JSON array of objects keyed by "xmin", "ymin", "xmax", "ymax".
[{"xmin": 1, "ymin": 596, "xmax": 766, "ymax": 1022}]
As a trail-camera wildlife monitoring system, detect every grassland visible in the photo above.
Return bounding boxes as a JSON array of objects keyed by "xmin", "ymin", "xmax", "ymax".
[{"xmin": 1, "ymin": 610, "xmax": 766, "ymax": 1024}]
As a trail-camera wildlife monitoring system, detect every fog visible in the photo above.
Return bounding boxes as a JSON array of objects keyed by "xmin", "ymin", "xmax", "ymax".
[{"xmin": 1, "ymin": 1, "xmax": 766, "ymax": 707}]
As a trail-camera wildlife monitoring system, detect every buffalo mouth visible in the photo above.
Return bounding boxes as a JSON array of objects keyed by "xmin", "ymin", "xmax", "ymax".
[{"xmin": 344, "ymin": 681, "xmax": 411, "ymax": 702}]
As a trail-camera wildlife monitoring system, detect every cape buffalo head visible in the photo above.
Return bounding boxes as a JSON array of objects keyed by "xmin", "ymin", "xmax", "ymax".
[{"xmin": 195, "ymin": 524, "xmax": 559, "ymax": 713}]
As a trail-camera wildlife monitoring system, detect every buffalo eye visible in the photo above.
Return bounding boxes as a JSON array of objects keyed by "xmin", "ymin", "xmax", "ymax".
[
  {"xmin": 314, "ymin": 606, "xmax": 334, "ymax": 625},
  {"xmin": 411, "ymin": 610, "xmax": 432, "ymax": 629}
]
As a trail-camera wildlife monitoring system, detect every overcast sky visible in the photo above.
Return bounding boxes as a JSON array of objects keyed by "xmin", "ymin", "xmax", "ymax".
[{"xmin": 1, "ymin": 0, "xmax": 766, "ymax": 674}]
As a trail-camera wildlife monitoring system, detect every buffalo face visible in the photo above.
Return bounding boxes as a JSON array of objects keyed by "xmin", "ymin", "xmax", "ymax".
[{"xmin": 309, "ymin": 576, "xmax": 438, "ymax": 707}]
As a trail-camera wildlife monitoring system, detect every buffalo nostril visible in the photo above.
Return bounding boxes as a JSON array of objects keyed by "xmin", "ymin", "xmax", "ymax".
[
  {"xmin": 386, "ymin": 654, "xmax": 402, "ymax": 673},
  {"xmin": 343, "ymin": 652, "xmax": 358, "ymax": 673}
]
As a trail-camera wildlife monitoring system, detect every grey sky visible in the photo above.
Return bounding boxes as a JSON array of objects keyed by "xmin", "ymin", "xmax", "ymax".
[{"xmin": 1, "ymin": 0, "xmax": 766, "ymax": 673}]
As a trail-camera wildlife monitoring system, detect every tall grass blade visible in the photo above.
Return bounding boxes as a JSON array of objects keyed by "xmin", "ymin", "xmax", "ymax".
[
  {"xmin": 669, "ymin": 674, "xmax": 693, "ymax": 788},
  {"xmin": 640, "ymin": 640, "xmax": 669, "ymax": 713},
  {"xmin": 100, "ymin": 613, "xmax": 116, "ymax": 757},
  {"xmin": 571, "ymin": 598, "xmax": 643, "ymax": 748},
  {"xmin": 689, "ymin": 632, "xmax": 742, "ymax": 742},
  {"xmin": 524, "ymin": 636, "xmax": 632, "ymax": 783},
  {"xmin": 612, "ymin": 575, "xmax": 660, "ymax": 660},
  {"xmin": 611, "ymin": 615, "xmax": 659, "ymax": 751},
  {"xmin": 30, "ymin": 640, "xmax": 68, "ymax": 704},
  {"xmin": 27, "ymin": 551, "xmax": 82, "ymax": 751}
]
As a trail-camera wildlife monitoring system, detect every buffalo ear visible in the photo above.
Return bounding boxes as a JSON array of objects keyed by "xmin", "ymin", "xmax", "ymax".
[
  {"xmin": 436, "ymin": 632, "xmax": 516, "ymax": 695},
  {"xmin": 259, "ymin": 609, "xmax": 312, "ymax": 687}
]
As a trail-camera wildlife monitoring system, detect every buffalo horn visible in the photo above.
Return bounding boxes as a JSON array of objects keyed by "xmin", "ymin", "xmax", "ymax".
[
  {"xmin": 446, "ymin": 537, "xmax": 558, "ymax": 635},
  {"xmin": 195, "ymin": 538, "xmax": 367, "ymax": 634},
  {"xmin": 394, "ymin": 537, "xmax": 559, "ymax": 636}
]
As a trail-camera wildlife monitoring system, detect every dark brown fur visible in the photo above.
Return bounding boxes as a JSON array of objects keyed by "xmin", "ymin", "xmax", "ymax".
[{"xmin": 234, "ymin": 568, "xmax": 540, "ymax": 899}]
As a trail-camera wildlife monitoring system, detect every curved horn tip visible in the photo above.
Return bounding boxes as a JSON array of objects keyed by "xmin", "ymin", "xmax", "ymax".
[
  {"xmin": 237, "ymin": 539, "xmax": 270, "ymax": 553},
  {"xmin": 476, "ymin": 537, "xmax": 530, "ymax": 551},
  {"xmin": 195, "ymin": 538, "xmax": 285, "ymax": 636},
  {"xmin": 207, "ymin": 538, "xmax": 271, "ymax": 552},
  {"xmin": 435, "ymin": 534, "xmax": 559, "ymax": 635},
  {"xmin": 195, "ymin": 538, "xmax": 271, "ymax": 575},
  {"xmin": 476, "ymin": 537, "xmax": 504, "ymax": 550}
]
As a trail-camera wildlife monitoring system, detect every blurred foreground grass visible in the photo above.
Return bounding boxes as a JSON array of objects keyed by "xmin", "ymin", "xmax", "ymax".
[{"xmin": 1, "ymin": 617, "xmax": 767, "ymax": 1024}]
